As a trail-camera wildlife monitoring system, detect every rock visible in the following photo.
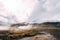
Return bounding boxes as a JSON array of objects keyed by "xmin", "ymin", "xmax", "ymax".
[{"xmin": 29, "ymin": 32, "xmax": 56, "ymax": 40}]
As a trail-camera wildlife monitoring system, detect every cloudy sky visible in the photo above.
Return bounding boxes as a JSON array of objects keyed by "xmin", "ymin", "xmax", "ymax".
[{"xmin": 0, "ymin": 0, "xmax": 60, "ymax": 24}]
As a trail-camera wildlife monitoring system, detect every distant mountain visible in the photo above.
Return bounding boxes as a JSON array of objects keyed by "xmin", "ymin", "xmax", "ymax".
[
  {"xmin": 10, "ymin": 22, "xmax": 60, "ymax": 28},
  {"xmin": 32, "ymin": 22, "xmax": 60, "ymax": 28},
  {"xmin": 43, "ymin": 22, "xmax": 60, "ymax": 27}
]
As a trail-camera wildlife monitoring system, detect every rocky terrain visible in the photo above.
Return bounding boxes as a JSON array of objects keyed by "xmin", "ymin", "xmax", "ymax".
[{"xmin": 0, "ymin": 22, "xmax": 60, "ymax": 40}]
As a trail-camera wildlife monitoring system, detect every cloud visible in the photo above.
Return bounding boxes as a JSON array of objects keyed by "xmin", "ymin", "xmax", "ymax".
[
  {"xmin": 0, "ymin": 0, "xmax": 60, "ymax": 23},
  {"xmin": 28, "ymin": 0, "xmax": 60, "ymax": 23},
  {"xmin": 0, "ymin": 0, "xmax": 36, "ymax": 24}
]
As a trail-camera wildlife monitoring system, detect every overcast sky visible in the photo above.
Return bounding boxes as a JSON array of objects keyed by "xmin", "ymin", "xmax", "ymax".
[{"xmin": 0, "ymin": 0, "xmax": 60, "ymax": 24}]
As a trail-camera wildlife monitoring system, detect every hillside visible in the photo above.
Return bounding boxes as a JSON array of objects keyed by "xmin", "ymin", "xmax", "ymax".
[{"xmin": 9, "ymin": 22, "xmax": 60, "ymax": 40}]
